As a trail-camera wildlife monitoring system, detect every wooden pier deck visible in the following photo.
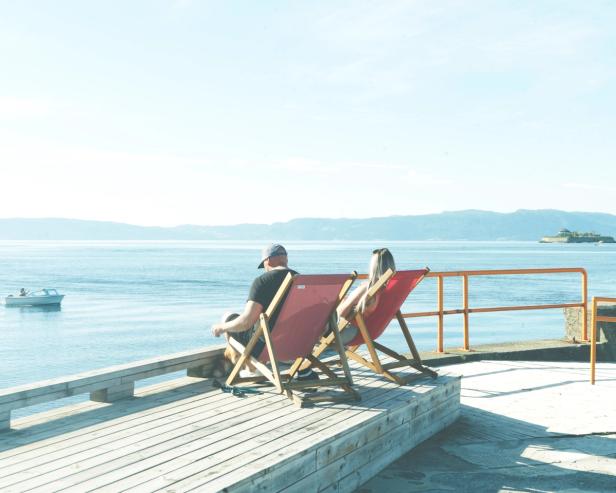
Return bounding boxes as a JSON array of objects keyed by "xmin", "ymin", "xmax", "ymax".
[{"xmin": 0, "ymin": 355, "xmax": 460, "ymax": 492}]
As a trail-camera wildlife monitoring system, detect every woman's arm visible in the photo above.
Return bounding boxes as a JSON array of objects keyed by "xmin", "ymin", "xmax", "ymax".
[
  {"xmin": 337, "ymin": 282, "xmax": 368, "ymax": 319},
  {"xmin": 362, "ymin": 292, "xmax": 381, "ymax": 317}
]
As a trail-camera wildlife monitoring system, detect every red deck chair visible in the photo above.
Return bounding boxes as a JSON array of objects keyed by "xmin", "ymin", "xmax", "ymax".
[
  {"xmin": 314, "ymin": 268, "xmax": 437, "ymax": 385},
  {"xmin": 226, "ymin": 272, "xmax": 361, "ymax": 407}
]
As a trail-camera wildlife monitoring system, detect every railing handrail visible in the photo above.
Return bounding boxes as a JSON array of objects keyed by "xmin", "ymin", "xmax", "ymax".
[
  {"xmin": 0, "ymin": 345, "xmax": 225, "ymax": 431},
  {"xmin": 426, "ymin": 267, "xmax": 587, "ymax": 277},
  {"xmin": 359, "ymin": 267, "xmax": 588, "ymax": 353},
  {"xmin": 590, "ymin": 296, "xmax": 616, "ymax": 384}
]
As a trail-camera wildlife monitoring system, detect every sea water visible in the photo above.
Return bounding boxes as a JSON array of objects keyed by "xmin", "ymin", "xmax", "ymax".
[{"xmin": 1, "ymin": 240, "xmax": 614, "ymax": 416}]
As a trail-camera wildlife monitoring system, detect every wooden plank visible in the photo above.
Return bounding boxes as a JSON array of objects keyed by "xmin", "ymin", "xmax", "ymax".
[
  {"xmin": 0, "ymin": 350, "xmax": 354, "ymax": 434},
  {"xmin": 48, "ymin": 368, "xmax": 382, "ymax": 485},
  {"xmin": 315, "ymin": 385, "xmax": 459, "ymax": 470},
  {"xmin": 1, "ymin": 374, "xmax": 236, "ymax": 451},
  {"xmin": 230, "ymin": 372, "xmax": 457, "ymax": 488},
  {"xmin": 0, "ymin": 378, "xmax": 228, "ymax": 464},
  {"xmin": 0, "ymin": 351, "xmax": 459, "ymax": 493},
  {"xmin": 90, "ymin": 382, "xmax": 135, "ymax": 403},
  {"xmin": 279, "ymin": 395, "xmax": 460, "ymax": 493},
  {"xmin": 74, "ymin": 372, "xmax": 396, "ymax": 491},
  {"xmin": 0, "ymin": 348, "xmax": 221, "ymax": 401},
  {"xmin": 186, "ymin": 361, "xmax": 216, "ymax": 378},
  {"xmin": 0, "ymin": 387, "xmax": 280, "ymax": 481},
  {"xmin": 1, "ymin": 393, "xmax": 292, "ymax": 491},
  {"xmin": 0, "ymin": 358, "xmax": 222, "ymax": 423},
  {"xmin": 202, "ymin": 382, "xmax": 459, "ymax": 493},
  {"xmin": 3, "ymin": 368, "xmax": 342, "ymax": 482},
  {"xmin": 0, "ymin": 346, "xmax": 224, "ymax": 411},
  {"xmin": 336, "ymin": 413, "xmax": 454, "ymax": 493},
  {"xmin": 194, "ymin": 368, "xmax": 452, "ymax": 488},
  {"xmin": 0, "ymin": 360, "xmax": 219, "ymax": 413},
  {"xmin": 1, "ymin": 361, "xmax": 370, "ymax": 458},
  {"xmin": 33, "ymin": 399, "xmax": 305, "ymax": 491},
  {"xmin": 149, "ymin": 376, "xmax": 438, "ymax": 492}
]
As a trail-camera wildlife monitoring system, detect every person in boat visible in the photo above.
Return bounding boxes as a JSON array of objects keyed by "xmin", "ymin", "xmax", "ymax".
[
  {"xmin": 19, "ymin": 288, "xmax": 28, "ymax": 296},
  {"xmin": 335, "ymin": 247, "xmax": 396, "ymax": 344},
  {"xmin": 210, "ymin": 244, "xmax": 318, "ymax": 382}
]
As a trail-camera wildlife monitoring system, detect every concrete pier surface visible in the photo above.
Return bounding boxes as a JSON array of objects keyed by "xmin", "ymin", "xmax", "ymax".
[{"xmin": 359, "ymin": 360, "xmax": 616, "ymax": 493}]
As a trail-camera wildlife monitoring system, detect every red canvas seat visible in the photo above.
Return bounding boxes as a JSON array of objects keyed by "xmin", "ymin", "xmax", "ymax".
[
  {"xmin": 314, "ymin": 268, "xmax": 437, "ymax": 385},
  {"xmin": 226, "ymin": 272, "xmax": 360, "ymax": 407}
]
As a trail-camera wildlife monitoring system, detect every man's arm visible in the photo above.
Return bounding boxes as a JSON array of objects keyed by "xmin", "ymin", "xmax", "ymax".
[{"xmin": 211, "ymin": 301, "xmax": 263, "ymax": 337}]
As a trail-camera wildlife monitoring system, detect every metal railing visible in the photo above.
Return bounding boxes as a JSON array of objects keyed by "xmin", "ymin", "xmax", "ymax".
[
  {"xmin": 361, "ymin": 267, "xmax": 588, "ymax": 353},
  {"xmin": 590, "ymin": 296, "xmax": 616, "ymax": 385}
]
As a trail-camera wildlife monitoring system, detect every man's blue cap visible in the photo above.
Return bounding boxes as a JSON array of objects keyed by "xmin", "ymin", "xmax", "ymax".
[{"xmin": 258, "ymin": 244, "xmax": 287, "ymax": 269}]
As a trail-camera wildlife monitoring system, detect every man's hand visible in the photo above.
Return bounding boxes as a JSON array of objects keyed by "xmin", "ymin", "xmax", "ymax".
[{"xmin": 211, "ymin": 324, "xmax": 225, "ymax": 337}]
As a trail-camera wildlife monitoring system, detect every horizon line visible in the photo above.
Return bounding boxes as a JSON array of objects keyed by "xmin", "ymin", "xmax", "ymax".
[{"xmin": 1, "ymin": 208, "xmax": 614, "ymax": 229}]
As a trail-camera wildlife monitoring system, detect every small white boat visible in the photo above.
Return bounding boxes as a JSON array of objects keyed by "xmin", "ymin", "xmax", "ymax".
[{"xmin": 5, "ymin": 289, "xmax": 65, "ymax": 307}]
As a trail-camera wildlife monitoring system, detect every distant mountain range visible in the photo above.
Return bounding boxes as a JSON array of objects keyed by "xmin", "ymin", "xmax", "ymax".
[{"xmin": 2, "ymin": 210, "xmax": 616, "ymax": 241}]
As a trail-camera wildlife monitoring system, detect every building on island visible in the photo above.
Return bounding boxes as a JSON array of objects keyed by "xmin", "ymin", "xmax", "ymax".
[{"xmin": 540, "ymin": 228, "xmax": 615, "ymax": 243}]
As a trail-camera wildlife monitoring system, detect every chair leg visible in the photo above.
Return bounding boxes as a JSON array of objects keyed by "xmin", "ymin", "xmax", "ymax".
[
  {"xmin": 226, "ymin": 325, "xmax": 266, "ymax": 386},
  {"xmin": 346, "ymin": 315, "xmax": 438, "ymax": 383},
  {"xmin": 396, "ymin": 311, "xmax": 423, "ymax": 362},
  {"xmin": 355, "ymin": 314, "xmax": 384, "ymax": 373},
  {"xmin": 259, "ymin": 315, "xmax": 284, "ymax": 394},
  {"xmin": 346, "ymin": 349, "xmax": 380, "ymax": 373},
  {"xmin": 329, "ymin": 316, "xmax": 354, "ymax": 385},
  {"xmin": 373, "ymin": 340, "xmax": 437, "ymax": 379},
  {"xmin": 287, "ymin": 357, "xmax": 304, "ymax": 380},
  {"xmin": 289, "ymin": 355, "xmax": 360, "ymax": 405}
]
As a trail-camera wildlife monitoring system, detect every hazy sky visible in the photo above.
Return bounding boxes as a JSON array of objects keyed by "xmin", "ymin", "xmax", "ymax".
[{"xmin": 1, "ymin": 1, "xmax": 615, "ymax": 226}]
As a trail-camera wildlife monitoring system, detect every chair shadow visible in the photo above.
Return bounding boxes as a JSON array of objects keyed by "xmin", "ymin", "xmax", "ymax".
[{"xmin": 299, "ymin": 370, "xmax": 459, "ymax": 412}]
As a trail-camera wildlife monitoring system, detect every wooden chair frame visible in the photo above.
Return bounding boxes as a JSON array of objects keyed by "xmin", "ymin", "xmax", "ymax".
[
  {"xmin": 226, "ymin": 272, "xmax": 361, "ymax": 407},
  {"xmin": 313, "ymin": 268, "xmax": 437, "ymax": 385}
]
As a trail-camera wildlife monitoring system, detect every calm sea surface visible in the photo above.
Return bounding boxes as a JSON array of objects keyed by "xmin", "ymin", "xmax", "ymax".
[{"xmin": 2, "ymin": 240, "xmax": 614, "ymax": 416}]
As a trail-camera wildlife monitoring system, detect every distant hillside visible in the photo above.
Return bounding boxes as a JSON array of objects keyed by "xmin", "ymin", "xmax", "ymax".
[{"xmin": 2, "ymin": 210, "xmax": 616, "ymax": 240}]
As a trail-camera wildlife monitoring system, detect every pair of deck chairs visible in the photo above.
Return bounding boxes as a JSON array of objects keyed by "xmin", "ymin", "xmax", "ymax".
[{"xmin": 225, "ymin": 269, "xmax": 437, "ymax": 407}]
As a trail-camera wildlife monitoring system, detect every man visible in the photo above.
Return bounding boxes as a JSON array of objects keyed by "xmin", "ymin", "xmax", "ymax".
[{"xmin": 211, "ymin": 244, "xmax": 317, "ymax": 381}]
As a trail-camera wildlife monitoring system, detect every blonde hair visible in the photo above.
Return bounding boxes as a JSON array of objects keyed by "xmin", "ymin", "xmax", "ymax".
[{"xmin": 360, "ymin": 248, "xmax": 396, "ymax": 312}]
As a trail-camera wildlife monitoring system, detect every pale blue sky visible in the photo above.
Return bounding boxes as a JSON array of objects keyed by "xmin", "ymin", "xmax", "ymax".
[{"xmin": 1, "ymin": 1, "xmax": 615, "ymax": 226}]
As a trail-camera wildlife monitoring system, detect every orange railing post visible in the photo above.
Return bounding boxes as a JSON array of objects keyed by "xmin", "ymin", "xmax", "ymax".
[
  {"xmin": 582, "ymin": 270, "xmax": 589, "ymax": 342},
  {"xmin": 437, "ymin": 275, "xmax": 444, "ymax": 353},
  {"xmin": 462, "ymin": 275, "xmax": 469, "ymax": 351},
  {"xmin": 589, "ymin": 296, "xmax": 616, "ymax": 385},
  {"xmin": 591, "ymin": 297, "xmax": 597, "ymax": 384}
]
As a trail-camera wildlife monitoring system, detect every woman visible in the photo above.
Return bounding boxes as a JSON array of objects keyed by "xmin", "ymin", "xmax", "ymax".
[{"xmin": 336, "ymin": 248, "xmax": 396, "ymax": 344}]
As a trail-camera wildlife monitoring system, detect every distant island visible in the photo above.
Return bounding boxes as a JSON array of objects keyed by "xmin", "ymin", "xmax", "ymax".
[
  {"xmin": 540, "ymin": 228, "xmax": 616, "ymax": 244},
  {"xmin": 2, "ymin": 209, "xmax": 616, "ymax": 241}
]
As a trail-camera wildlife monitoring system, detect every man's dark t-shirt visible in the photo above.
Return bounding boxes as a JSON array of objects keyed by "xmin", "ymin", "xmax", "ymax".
[
  {"xmin": 246, "ymin": 267, "xmax": 298, "ymax": 358},
  {"xmin": 248, "ymin": 268, "xmax": 298, "ymax": 328}
]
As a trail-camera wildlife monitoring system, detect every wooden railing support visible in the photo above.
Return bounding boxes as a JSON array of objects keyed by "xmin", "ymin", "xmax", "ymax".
[
  {"xmin": 90, "ymin": 382, "xmax": 135, "ymax": 403},
  {"xmin": 0, "ymin": 345, "xmax": 225, "ymax": 432},
  {"xmin": 0, "ymin": 411, "xmax": 9, "ymax": 432}
]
